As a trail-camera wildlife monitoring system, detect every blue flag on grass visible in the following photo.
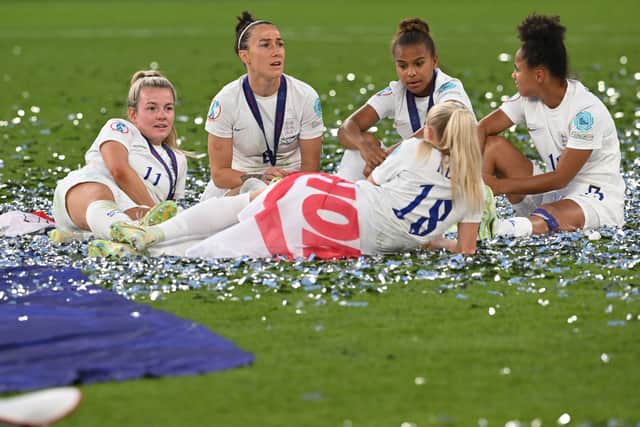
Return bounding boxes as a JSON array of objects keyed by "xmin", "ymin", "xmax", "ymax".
[{"xmin": 0, "ymin": 266, "xmax": 254, "ymax": 393}]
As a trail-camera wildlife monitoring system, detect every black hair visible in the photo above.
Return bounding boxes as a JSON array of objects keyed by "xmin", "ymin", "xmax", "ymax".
[
  {"xmin": 517, "ymin": 14, "xmax": 568, "ymax": 79},
  {"xmin": 391, "ymin": 17, "xmax": 436, "ymax": 56},
  {"xmin": 234, "ymin": 11, "xmax": 272, "ymax": 54}
]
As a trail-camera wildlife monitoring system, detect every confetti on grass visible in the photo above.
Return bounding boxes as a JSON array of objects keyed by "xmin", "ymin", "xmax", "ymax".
[{"xmin": 1, "ymin": 65, "xmax": 639, "ymax": 308}]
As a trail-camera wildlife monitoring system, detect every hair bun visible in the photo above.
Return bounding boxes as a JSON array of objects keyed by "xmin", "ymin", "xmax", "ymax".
[
  {"xmin": 398, "ymin": 18, "xmax": 430, "ymax": 36},
  {"xmin": 518, "ymin": 14, "xmax": 565, "ymax": 44},
  {"xmin": 236, "ymin": 10, "xmax": 255, "ymax": 27}
]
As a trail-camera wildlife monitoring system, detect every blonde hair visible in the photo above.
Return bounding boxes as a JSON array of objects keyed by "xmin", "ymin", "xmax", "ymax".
[
  {"xmin": 421, "ymin": 102, "xmax": 483, "ymax": 211},
  {"xmin": 127, "ymin": 70, "xmax": 179, "ymax": 150}
]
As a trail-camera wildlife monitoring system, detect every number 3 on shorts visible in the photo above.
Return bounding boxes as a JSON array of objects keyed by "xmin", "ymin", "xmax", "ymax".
[{"xmin": 586, "ymin": 184, "xmax": 604, "ymax": 201}]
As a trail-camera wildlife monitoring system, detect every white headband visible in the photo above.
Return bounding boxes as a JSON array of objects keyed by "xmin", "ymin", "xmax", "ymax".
[{"xmin": 237, "ymin": 20, "xmax": 268, "ymax": 51}]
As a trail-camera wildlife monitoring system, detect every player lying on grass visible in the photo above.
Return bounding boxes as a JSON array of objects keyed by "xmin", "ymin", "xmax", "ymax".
[
  {"xmin": 91, "ymin": 102, "xmax": 489, "ymax": 259},
  {"xmin": 50, "ymin": 70, "xmax": 187, "ymax": 242},
  {"xmin": 478, "ymin": 14, "xmax": 625, "ymax": 237},
  {"xmin": 200, "ymin": 11, "xmax": 324, "ymax": 200}
]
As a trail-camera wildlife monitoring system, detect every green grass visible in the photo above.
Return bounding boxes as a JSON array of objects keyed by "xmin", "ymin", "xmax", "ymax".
[
  {"xmin": 72, "ymin": 275, "xmax": 640, "ymax": 426},
  {"xmin": 1, "ymin": 0, "xmax": 639, "ymax": 425}
]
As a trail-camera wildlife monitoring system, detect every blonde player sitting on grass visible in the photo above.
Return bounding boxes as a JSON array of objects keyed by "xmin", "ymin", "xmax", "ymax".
[
  {"xmin": 93, "ymin": 102, "xmax": 489, "ymax": 258},
  {"xmin": 50, "ymin": 71, "xmax": 188, "ymax": 251},
  {"xmin": 479, "ymin": 14, "xmax": 625, "ymax": 237}
]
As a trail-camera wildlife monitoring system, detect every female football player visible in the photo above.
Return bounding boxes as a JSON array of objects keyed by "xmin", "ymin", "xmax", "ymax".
[
  {"xmin": 51, "ymin": 70, "xmax": 187, "ymax": 243},
  {"xmin": 479, "ymin": 14, "xmax": 625, "ymax": 236},
  {"xmin": 200, "ymin": 11, "xmax": 324, "ymax": 200},
  {"xmin": 336, "ymin": 17, "xmax": 474, "ymax": 181},
  {"xmin": 104, "ymin": 102, "xmax": 485, "ymax": 258}
]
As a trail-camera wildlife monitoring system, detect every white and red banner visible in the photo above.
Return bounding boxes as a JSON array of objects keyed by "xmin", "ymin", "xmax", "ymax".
[{"xmin": 187, "ymin": 173, "xmax": 361, "ymax": 260}]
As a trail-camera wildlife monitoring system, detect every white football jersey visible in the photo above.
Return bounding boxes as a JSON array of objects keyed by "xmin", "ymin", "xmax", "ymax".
[
  {"xmin": 205, "ymin": 73, "xmax": 324, "ymax": 174},
  {"xmin": 367, "ymin": 68, "xmax": 474, "ymax": 139},
  {"xmin": 357, "ymin": 137, "xmax": 482, "ymax": 254},
  {"xmin": 500, "ymin": 79, "xmax": 625, "ymax": 201},
  {"xmin": 83, "ymin": 118, "xmax": 187, "ymax": 203}
]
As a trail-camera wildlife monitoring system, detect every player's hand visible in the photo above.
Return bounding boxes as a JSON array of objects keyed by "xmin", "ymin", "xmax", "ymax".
[
  {"xmin": 482, "ymin": 173, "xmax": 503, "ymax": 194},
  {"xmin": 358, "ymin": 140, "xmax": 387, "ymax": 171},
  {"xmin": 261, "ymin": 167, "xmax": 288, "ymax": 183}
]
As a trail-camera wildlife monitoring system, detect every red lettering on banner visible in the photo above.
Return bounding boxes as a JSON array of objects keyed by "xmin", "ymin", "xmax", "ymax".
[
  {"xmin": 306, "ymin": 175, "xmax": 356, "ymax": 200},
  {"xmin": 253, "ymin": 172, "xmax": 361, "ymax": 259},
  {"xmin": 302, "ymin": 228, "xmax": 361, "ymax": 259},
  {"xmin": 253, "ymin": 173, "xmax": 301, "ymax": 258},
  {"xmin": 302, "ymin": 194, "xmax": 359, "ymax": 241}
]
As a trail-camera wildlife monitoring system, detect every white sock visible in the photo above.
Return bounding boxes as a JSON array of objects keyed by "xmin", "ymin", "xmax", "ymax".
[
  {"xmin": 494, "ymin": 217, "xmax": 533, "ymax": 237},
  {"xmin": 335, "ymin": 149, "xmax": 367, "ymax": 181},
  {"xmin": 85, "ymin": 200, "xmax": 132, "ymax": 239},
  {"xmin": 151, "ymin": 193, "xmax": 251, "ymax": 242}
]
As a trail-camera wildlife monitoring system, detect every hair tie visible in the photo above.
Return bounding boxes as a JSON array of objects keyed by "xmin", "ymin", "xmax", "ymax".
[{"xmin": 237, "ymin": 20, "xmax": 267, "ymax": 50}]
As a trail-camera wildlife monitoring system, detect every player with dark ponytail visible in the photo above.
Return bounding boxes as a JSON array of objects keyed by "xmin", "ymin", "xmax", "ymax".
[
  {"xmin": 201, "ymin": 11, "xmax": 324, "ymax": 200},
  {"xmin": 479, "ymin": 14, "xmax": 625, "ymax": 237}
]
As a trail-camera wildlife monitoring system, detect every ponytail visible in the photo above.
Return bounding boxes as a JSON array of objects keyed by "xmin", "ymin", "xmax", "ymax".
[{"xmin": 424, "ymin": 102, "xmax": 483, "ymax": 211}]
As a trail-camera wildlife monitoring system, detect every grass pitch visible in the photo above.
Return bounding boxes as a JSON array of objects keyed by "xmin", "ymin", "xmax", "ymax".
[{"xmin": 1, "ymin": 0, "xmax": 639, "ymax": 425}]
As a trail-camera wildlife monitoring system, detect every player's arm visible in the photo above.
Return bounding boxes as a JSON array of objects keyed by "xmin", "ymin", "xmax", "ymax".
[
  {"xmin": 425, "ymin": 222, "xmax": 479, "ymax": 254},
  {"xmin": 363, "ymin": 141, "xmax": 403, "ymax": 177},
  {"xmin": 100, "ymin": 140, "xmax": 156, "ymax": 207},
  {"xmin": 208, "ymin": 134, "xmax": 257, "ymax": 188},
  {"xmin": 338, "ymin": 105, "xmax": 387, "ymax": 168},
  {"xmin": 484, "ymin": 148, "xmax": 592, "ymax": 195},
  {"xmin": 477, "ymin": 109, "xmax": 514, "ymax": 152},
  {"xmin": 299, "ymin": 135, "xmax": 322, "ymax": 173}
]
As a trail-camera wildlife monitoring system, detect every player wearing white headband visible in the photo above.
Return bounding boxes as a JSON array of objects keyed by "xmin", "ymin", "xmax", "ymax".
[
  {"xmin": 200, "ymin": 11, "xmax": 324, "ymax": 200},
  {"xmin": 336, "ymin": 17, "xmax": 474, "ymax": 181},
  {"xmin": 479, "ymin": 14, "xmax": 625, "ymax": 237}
]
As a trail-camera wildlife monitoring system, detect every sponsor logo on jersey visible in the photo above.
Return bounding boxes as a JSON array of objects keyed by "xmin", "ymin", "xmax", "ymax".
[
  {"xmin": 313, "ymin": 97, "xmax": 322, "ymax": 118},
  {"xmin": 207, "ymin": 99, "xmax": 221, "ymax": 121},
  {"xmin": 375, "ymin": 86, "xmax": 393, "ymax": 96},
  {"xmin": 110, "ymin": 121, "xmax": 129, "ymax": 133},
  {"xmin": 570, "ymin": 130, "xmax": 594, "ymax": 141},
  {"xmin": 573, "ymin": 111, "xmax": 594, "ymax": 131},
  {"xmin": 437, "ymin": 81, "xmax": 456, "ymax": 94}
]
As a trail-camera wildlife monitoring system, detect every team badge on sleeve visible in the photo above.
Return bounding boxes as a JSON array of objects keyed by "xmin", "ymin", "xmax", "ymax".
[
  {"xmin": 313, "ymin": 97, "xmax": 323, "ymax": 118},
  {"xmin": 437, "ymin": 81, "xmax": 457, "ymax": 94},
  {"xmin": 375, "ymin": 86, "xmax": 393, "ymax": 96},
  {"xmin": 207, "ymin": 99, "xmax": 221, "ymax": 121},
  {"xmin": 110, "ymin": 121, "xmax": 129, "ymax": 133},
  {"xmin": 573, "ymin": 111, "xmax": 594, "ymax": 131}
]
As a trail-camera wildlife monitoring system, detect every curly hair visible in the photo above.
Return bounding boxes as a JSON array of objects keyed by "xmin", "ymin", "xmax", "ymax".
[{"xmin": 517, "ymin": 14, "xmax": 568, "ymax": 79}]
